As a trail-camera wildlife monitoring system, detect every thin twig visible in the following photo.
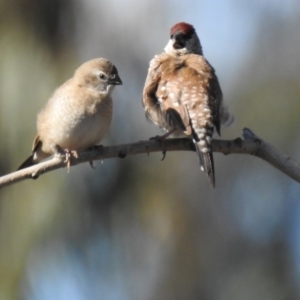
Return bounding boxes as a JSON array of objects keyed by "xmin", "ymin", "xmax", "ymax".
[{"xmin": 0, "ymin": 128, "xmax": 299, "ymax": 189}]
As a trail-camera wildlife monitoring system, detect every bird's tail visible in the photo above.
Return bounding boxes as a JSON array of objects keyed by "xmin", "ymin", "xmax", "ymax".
[
  {"xmin": 17, "ymin": 155, "xmax": 36, "ymax": 171},
  {"xmin": 194, "ymin": 141, "xmax": 215, "ymax": 188}
]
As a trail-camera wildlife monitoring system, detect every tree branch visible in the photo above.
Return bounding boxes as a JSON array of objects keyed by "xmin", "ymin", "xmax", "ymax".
[{"xmin": 1, "ymin": 128, "xmax": 299, "ymax": 189}]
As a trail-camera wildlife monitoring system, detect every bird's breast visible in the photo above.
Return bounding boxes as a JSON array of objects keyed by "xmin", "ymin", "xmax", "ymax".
[{"xmin": 38, "ymin": 94, "xmax": 113, "ymax": 153}]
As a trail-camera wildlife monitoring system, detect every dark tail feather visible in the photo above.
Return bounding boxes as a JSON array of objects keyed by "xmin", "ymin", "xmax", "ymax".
[
  {"xmin": 194, "ymin": 142, "xmax": 215, "ymax": 188},
  {"xmin": 17, "ymin": 155, "xmax": 35, "ymax": 170}
]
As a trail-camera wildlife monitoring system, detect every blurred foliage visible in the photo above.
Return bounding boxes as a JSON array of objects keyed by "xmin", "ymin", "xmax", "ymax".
[{"xmin": 0, "ymin": 0, "xmax": 300, "ymax": 299}]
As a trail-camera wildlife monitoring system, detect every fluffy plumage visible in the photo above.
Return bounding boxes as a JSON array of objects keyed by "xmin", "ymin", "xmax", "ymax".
[
  {"xmin": 143, "ymin": 22, "xmax": 233, "ymax": 187},
  {"xmin": 18, "ymin": 58, "xmax": 122, "ymax": 171}
]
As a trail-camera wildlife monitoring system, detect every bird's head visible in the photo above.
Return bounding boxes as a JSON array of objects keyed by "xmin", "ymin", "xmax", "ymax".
[
  {"xmin": 75, "ymin": 58, "xmax": 122, "ymax": 95},
  {"xmin": 164, "ymin": 22, "xmax": 203, "ymax": 55}
]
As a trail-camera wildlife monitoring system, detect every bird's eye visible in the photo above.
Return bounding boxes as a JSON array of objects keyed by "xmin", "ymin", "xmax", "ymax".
[{"xmin": 99, "ymin": 73, "xmax": 106, "ymax": 80}]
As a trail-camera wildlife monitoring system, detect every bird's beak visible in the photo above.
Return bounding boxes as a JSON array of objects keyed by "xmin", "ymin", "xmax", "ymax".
[
  {"xmin": 172, "ymin": 32, "xmax": 185, "ymax": 49},
  {"xmin": 109, "ymin": 74, "xmax": 122, "ymax": 85}
]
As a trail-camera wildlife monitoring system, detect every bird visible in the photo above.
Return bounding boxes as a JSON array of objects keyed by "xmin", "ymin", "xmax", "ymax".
[
  {"xmin": 17, "ymin": 58, "xmax": 122, "ymax": 171},
  {"xmin": 142, "ymin": 22, "xmax": 233, "ymax": 188}
]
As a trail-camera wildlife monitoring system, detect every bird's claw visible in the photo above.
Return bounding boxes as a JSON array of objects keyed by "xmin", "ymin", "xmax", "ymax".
[
  {"xmin": 64, "ymin": 150, "xmax": 72, "ymax": 172},
  {"xmin": 161, "ymin": 149, "xmax": 166, "ymax": 161},
  {"xmin": 150, "ymin": 135, "xmax": 167, "ymax": 160},
  {"xmin": 87, "ymin": 145, "xmax": 104, "ymax": 169},
  {"xmin": 63, "ymin": 150, "xmax": 78, "ymax": 172}
]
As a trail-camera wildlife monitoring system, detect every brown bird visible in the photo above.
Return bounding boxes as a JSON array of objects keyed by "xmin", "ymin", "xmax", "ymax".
[
  {"xmin": 143, "ymin": 22, "xmax": 233, "ymax": 188},
  {"xmin": 18, "ymin": 58, "xmax": 122, "ymax": 171}
]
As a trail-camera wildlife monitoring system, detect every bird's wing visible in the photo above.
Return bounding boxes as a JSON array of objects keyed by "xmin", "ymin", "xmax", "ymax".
[
  {"xmin": 187, "ymin": 55, "xmax": 234, "ymax": 131},
  {"xmin": 148, "ymin": 54, "xmax": 193, "ymax": 134},
  {"xmin": 32, "ymin": 135, "xmax": 42, "ymax": 152},
  {"xmin": 169, "ymin": 54, "xmax": 223, "ymax": 187},
  {"xmin": 142, "ymin": 53, "xmax": 169, "ymax": 129},
  {"xmin": 184, "ymin": 54, "xmax": 223, "ymax": 135},
  {"xmin": 17, "ymin": 135, "xmax": 42, "ymax": 171}
]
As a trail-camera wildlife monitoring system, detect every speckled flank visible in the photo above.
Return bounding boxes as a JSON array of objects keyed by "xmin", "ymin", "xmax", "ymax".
[
  {"xmin": 143, "ymin": 53, "xmax": 222, "ymax": 186},
  {"xmin": 142, "ymin": 23, "xmax": 228, "ymax": 187}
]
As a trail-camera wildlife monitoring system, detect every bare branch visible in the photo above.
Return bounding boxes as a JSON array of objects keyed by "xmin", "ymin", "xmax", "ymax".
[
  {"xmin": 0, "ymin": 128, "xmax": 299, "ymax": 189},
  {"xmin": 242, "ymin": 128, "xmax": 300, "ymax": 183}
]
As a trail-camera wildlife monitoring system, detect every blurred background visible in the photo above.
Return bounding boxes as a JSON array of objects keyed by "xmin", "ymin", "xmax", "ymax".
[{"xmin": 0, "ymin": 0, "xmax": 300, "ymax": 299}]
